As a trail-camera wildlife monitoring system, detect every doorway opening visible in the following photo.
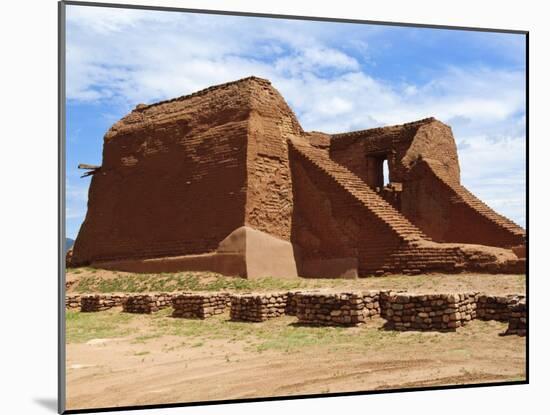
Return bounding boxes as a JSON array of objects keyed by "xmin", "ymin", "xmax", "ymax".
[
  {"xmin": 382, "ymin": 159, "xmax": 390, "ymax": 187},
  {"xmin": 366, "ymin": 154, "xmax": 389, "ymax": 191}
]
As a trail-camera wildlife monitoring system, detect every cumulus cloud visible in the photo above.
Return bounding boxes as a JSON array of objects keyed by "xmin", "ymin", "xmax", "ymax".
[{"xmin": 65, "ymin": 5, "xmax": 526, "ymax": 228}]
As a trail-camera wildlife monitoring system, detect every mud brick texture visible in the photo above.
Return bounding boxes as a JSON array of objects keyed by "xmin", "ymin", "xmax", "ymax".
[
  {"xmin": 172, "ymin": 292, "xmax": 230, "ymax": 319},
  {"xmin": 379, "ymin": 291, "xmax": 478, "ymax": 331},
  {"xmin": 476, "ymin": 294, "xmax": 525, "ymax": 322},
  {"xmin": 80, "ymin": 294, "xmax": 128, "ymax": 312},
  {"xmin": 295, "ymin": 291, "xmax": 380, "ymax": 326},
  {"xmin": 66, "ymin": 294, "xmax": 81, "ymax": 309},
  {"xmin": 230, "ymin": 292, "xmax": 288, "ymax": 322},
  {"xmin": 122, "ymin": 293, "xmax": 173, "ymax": 314},
  {"xmin": 504, "ymin": 300, "xmax": 526, "ymax": 336},
  {"xmin": 67, "ymin": 76, "xmax": 525, "ymax": 278}
]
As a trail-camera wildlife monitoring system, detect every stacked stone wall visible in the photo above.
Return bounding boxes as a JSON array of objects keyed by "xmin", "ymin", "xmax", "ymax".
[
  {"xmin": 66, "ymin": 288, "xmax": 526, "ymax": 336},
  {"xmin": 504, "ymin": 300, "xmax": 526, "ymax": 336},
  {"xmin": 476, "ymin": 294, "xmax": 525, "ymax": 321},
  {"xmin": 379, "ymin": 291, "xmax": 477, "ymax": 331},
  {"xmin": 295, "ymin": 291, "xmax": 380, "ymax": 326},
  {"xmin": 172, "ymin": 292, "xmax": 230, "ymax": 318},
  {"xmin": 81, "ymin": 294, "xmax": 128, "ymax": 312},
  {"xmin": 66, "ymin": 294, "xmax": 81, "ymax": 309},
  {"xmin": 285, "ymin": 291, "xmax": 301, "ymax": 316},
  {"xmin": 122, "ymin": 293, "xmax": 173, "ymax": 314},
  {"xmin": 230, "ymin": 292, "xmax": 288, "ymax": 322}
]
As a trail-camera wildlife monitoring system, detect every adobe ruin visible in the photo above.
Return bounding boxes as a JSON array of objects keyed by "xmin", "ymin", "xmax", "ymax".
[{"xmin": 68, "ymin": 76, "xmax": 526, "ymax": 278}]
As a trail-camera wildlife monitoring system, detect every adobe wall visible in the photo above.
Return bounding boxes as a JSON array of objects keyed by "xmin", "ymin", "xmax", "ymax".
[
  {"xmin": 289, "ymin": 140, "xmax": 522, "ymax": 275},
  {"xmin": 289, "ymin": 158, "xmax": 357, "ymax": 261},
  {"xmin": 289, "ymin": 144, "xmax": 403, "ymax": 275},
  {"xmin": 71, "ymin": 80, "xmax": 255, "ymax": 266},
  {"xmin": 68, "ymin": 76, "xmax": 525, "ymax": 278},
  {"xmin": 244, "ymin": 79, "xmax": 302, "ymax": 241},
  {"xmin": 401, "ymin": 159, "xmax": 525, "ymax": 247},
  {"xmin": 330, "ymin": 118, "xmax": 458, "ymax": 187},
  {"xmin": 330, "ymin": 119, "xmax": 524, "ymax": 249}
]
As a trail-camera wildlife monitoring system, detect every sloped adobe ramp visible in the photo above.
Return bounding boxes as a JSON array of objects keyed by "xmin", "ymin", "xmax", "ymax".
[{"xmin": 92, "ymin": 226, "xmax": 299, "ymax": 279}]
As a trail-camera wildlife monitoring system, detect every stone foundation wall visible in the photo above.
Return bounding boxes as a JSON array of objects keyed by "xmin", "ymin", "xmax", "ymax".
[
  {"xmin": 172, "ymin": 292, "xmax": 230, "ymax": 318},
  {"xmin": 504, "ymin": 300, "xmax": 526, "ymax": 336},
  {"xmin": 285, "ymin": 291, "xmax": 301, "ymax": 316},
  {"xmin": 295, "ymin": 291, "xmax": 380, "ymax": 326},
  {"xmin": 81, "ymin": 294, "xmax": 128, "ymax": 312},
  {"xmin": 123, "ymin": 293, "xmax": 173, "ymax": 314},
  {"xmin": 66, "ymin": 294, "xmax": 81, "ymax": 309},
  {"xmin": 230, "ymin": 292, "xmax": 288, "ymax": 322},
  {"xmin": 379, "ymin": 291, "xmax": 477, "ymax": 331},
  {"xmin": 476, "ymin": 294, "xmax": 525, "ymax": 322},
  {"xmin": 67, "ymin": 289, "xmax": 526, "ymax": 336}
]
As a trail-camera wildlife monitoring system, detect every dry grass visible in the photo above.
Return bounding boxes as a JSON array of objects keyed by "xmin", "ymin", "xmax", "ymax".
[{"xmin": 67, "ymin": 268, "xmax": 525, "ymax": 296}]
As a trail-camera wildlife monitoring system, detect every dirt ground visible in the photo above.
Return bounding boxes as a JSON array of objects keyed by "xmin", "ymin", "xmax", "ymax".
[
  {"xmin": 65, "ymin": 270, "xmax": 526, "ymax": 410},
  {"xmin": 65, "ymin": 308, "xmax": 526, "ymax": 410}
]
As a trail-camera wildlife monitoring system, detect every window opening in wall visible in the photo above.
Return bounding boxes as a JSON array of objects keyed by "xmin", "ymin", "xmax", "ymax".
[{"xmin": 382, "ymin": 159, "xmax": 389, "ymax": 187}]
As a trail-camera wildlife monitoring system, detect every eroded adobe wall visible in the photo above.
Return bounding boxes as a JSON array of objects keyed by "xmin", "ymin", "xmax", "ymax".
[
  {"xmin": 289, "ymin": 143, "xmax": 405, "ymax": 274},
  {"xmin": 397, "ymin": 121, "xmax": 524, "ymax": 248},
  {"xmin": 289, "ymin": 138, "xmax": 523, "ymax": 275},
  {"xmin": 400, "ymin": 161, "xmax": 454, "ymax": 242},
  {"xmin": 400, "ymin": 120, "xmax": 460, "ymax": 182},
  {"xmin": 330, "ymin": 119, "xmax": 524, "ymax": 249},
  {"xmin": 244, "ymin": 79, "xmax": 303, "ymax": 241},
  {"xmin": 329, "ymin": 118, "xmax": 439, "ymax": 186},
  {"xmin": 71, "ymin": 80, "xmax": 255, "ymax": 266},
  {"xmin": 289, "ymin": 159, "xmax": 357, "ymax": 260},
  {"xmin": 401, "ymin": 159, "xmax": 525, "ymax": 247}
]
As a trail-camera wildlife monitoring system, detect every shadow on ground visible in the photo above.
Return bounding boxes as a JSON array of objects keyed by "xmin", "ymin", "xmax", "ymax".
[{"xmin": 34, "ymin": 398, "xmax": 57, "ymax": 413}]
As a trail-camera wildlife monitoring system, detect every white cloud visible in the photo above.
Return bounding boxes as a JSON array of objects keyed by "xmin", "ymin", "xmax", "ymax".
[
  {"xmin": 65, "ymin": 5, "xmax": 526, "ymax": 228},
  {"xmin": 275, "ymin": 47, "xmax": 360, "ymax": 76},
  {"xmin": 457, "ymin": 134, "xmax": 526, "ymax": 227}
]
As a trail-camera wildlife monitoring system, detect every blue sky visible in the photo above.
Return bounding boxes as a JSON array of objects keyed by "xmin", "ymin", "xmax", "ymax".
[{"xmin": 65, "ymin": 5, "xmax": 526, "ymax": 239}]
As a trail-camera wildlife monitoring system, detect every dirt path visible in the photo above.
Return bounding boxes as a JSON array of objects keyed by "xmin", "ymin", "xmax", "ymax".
[{"xmin": 66, "ymin": 316, "xmax": 525, "ymax": 410}]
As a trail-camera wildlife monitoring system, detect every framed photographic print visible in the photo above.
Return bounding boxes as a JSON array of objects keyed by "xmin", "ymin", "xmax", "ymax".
[{"xmin": 59, "ymin": 1, "xmax": 527, "ymax": 413}]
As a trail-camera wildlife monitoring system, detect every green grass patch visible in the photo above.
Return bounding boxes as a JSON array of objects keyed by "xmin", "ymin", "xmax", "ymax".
[
  {"xmin": 64, "ymin": 306, "xmax": 519, "ymax": 371},
  {"xmin": 66, "ymin": 310, "xmax": 137, "ymax": 343}
]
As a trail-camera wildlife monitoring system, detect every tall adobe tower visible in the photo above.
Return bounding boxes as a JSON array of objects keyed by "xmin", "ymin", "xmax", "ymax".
[{"xmin": 69, "ymin": 77, "xmax": 525, "ymax": 278}]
